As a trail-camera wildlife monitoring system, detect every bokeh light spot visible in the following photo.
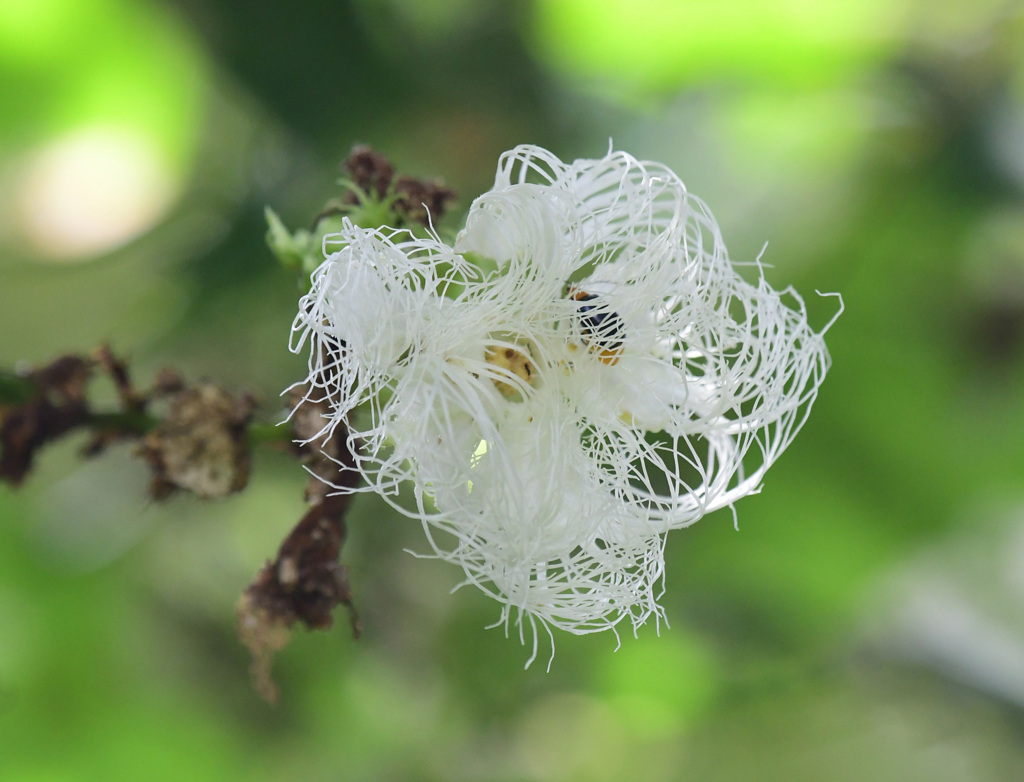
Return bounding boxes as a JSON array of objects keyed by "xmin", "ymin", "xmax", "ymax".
[
  {"xmin": 532, "ymin": 0, "xmax": 900, "ymax": 97},
  {"xmin": 17, "ymin": 125, "xmax": 178, "ymax": 262}
]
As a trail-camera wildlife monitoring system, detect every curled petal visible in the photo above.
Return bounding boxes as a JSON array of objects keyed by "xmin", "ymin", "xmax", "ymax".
[{"xmin": 289, "ymin": 145, "xmax": 838, "ymax": 661}]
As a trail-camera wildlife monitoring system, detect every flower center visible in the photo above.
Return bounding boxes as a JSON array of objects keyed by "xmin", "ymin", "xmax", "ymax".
[{"xmin": 484, "ymin": 341, "xmax": 536, "ymax": 399}]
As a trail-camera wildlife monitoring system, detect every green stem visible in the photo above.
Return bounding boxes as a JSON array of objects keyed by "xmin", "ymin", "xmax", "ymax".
[
  {"xmin": 85, "ymin": 414, "xmax": 294, "ymax": 446},
  {"xmin": 249, "ymin": 421, "xmax": 294, "ymax": 446},
  {"xmin": 87, "ymin": 409, "xmax": 159, "ymax": 437},
  {"xmin": 2, "ymin": 365, "xmax": 294, "ymax": 448},
  {"xmin": 0, "ymin": 369, "xmax": 36, "ymax": 406}
]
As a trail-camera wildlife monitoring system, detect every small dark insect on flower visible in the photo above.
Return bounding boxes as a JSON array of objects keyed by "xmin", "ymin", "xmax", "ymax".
[{"xmin": 569, "ymin": 287, "xmax": 625, "ymax": 365}]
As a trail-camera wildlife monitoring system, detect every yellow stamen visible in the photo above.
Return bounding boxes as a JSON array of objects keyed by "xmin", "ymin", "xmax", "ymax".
[{"xmin": 484, "ymin": 342, "xmax": 536, "ymax": 399}]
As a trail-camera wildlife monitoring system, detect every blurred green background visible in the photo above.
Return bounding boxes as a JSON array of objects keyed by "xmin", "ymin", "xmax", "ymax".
[{"xmin": 4, "ymin": 0, "xmax": 1024, "ymax": 779}]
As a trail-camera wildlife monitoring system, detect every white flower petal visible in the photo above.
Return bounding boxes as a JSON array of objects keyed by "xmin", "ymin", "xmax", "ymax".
[{"xmin": 289, "ymin": 144, "xmax": 838, "ymax": 661}]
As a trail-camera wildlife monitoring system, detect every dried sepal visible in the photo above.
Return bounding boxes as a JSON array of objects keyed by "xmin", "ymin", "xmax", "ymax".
[
  {"xmin": 343, "ymin": 145, "xmax": 395, "ymax": 202},
  {"xmin": 392, "ymin": 176, "xmax": 457, "ymax": 226},
  {"xmin": 137, "ymin": 384, "xmax": 255, "ymax": 500},
  {"xmin": 236, "ymin": 595, "xmax": 293, "ymax": 703},
  {"xmin": 237, "ymin": 390, "xmax": 361, "ymax": 702},
  {"xmin": 313, "ymin": 146, "xmax": 457, "ymax": 230},
  {"xmin": 237, "ymin": 495, "xmax": 360, "ymax": 703}
]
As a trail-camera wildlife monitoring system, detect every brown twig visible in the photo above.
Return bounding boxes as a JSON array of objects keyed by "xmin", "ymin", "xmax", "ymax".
[
  {"xmin": 3, "ymin": 147, "xmax": 444, "ymax": 702},
  {"xmin": 2, "ymin": 349, "xmax": 362, "ymax": 702}
]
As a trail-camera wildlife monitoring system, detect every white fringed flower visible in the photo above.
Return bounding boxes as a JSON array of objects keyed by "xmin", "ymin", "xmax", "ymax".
[{"xmin": 290, "ymin": 144, "xmax": 839, "ymax": 664}]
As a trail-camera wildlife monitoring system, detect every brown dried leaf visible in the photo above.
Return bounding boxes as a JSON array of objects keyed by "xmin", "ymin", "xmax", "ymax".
[
  {"xmin": 0, "ymin": 355, "xmax": 93, "ymax": 484},
  {"xmin": 238, "ymin": 388, "xmax": 362, "ymax": 702}
]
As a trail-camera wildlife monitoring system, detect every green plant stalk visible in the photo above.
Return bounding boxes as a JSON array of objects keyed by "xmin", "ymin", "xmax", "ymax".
[{"xmin": 0, "ymin": 369, "xmax": 36, "ymax": 406}]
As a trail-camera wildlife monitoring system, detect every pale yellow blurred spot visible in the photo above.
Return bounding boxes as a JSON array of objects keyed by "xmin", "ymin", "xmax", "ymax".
[{"xmin": 17, "ymin": 126, "xmax": 178, "ymax": 262}]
